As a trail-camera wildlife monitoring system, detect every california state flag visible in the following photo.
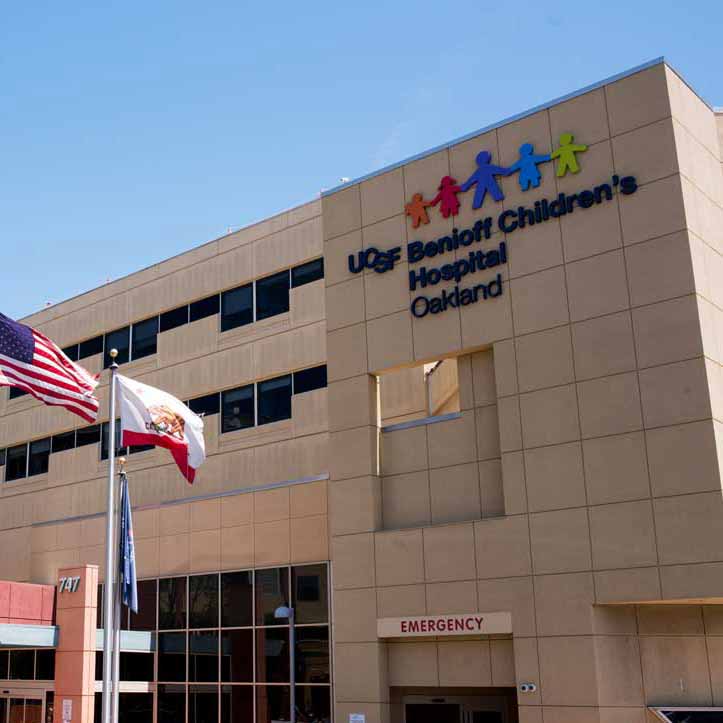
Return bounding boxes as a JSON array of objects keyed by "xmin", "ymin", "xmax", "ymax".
[{"xmin": 116, "ymin": 374, "xmax": 205, "ymax": 483}]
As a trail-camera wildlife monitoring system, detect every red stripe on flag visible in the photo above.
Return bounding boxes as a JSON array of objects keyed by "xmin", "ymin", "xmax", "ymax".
[{"xmin": 122, "ymin": 430, "xmax": 196, "ymax": 484}]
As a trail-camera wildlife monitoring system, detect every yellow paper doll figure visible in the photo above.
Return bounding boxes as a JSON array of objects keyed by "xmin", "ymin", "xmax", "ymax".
[{"xmin": 550, "ymin": 133, "xmax": 587, "ymax": 176}]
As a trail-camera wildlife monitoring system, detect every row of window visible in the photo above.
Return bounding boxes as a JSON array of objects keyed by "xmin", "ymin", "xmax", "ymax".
[
  {"xmin": 92, "ymin": 685, "xmax": 331, "ymax": 723},
  {"xmin": 0, "ymin": 365, "xmax": 327, "ymax": 482},
  {"xmin": 90, "ymin": 566, "xmax": 330, "ymax": 700},
  {"xmin": 0, "ymin": 649, "xmax": 55, "ymax": 681},
  {"xmin": 95, "ymin": 625, "xmax": 329, "ymax": 684},
  {"xmin": 7, "ymin": 258, "xmax": 324, "ymax": 401},
  {"xmin": 98, "ymin": 565, "xmax": 328, "ymax": 632}
]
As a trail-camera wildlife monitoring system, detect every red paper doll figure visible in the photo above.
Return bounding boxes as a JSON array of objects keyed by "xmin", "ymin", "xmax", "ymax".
[
  {"xmin": 404, "ymin": 192, "xmax": 433, "ymax": 228},
  {"xmin": 429, "ymin": 176, "xmax": 462, "ymax": 218}
]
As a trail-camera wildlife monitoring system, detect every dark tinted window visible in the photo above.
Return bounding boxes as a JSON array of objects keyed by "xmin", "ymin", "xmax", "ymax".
[
  {"xmin": 221, "ymin": 385, "xmax": 254, "ymax": 433},
  {"xmin": 188, "ymin": 393, "xmax": 220, "ymax": 417},
  {"xmin": 129, "ymin": 443, "xmax": 154, "ymax": 455},
  {"xmin": 291, "ymin": 258, "xmax": 324, "ymax": 288},
  {"xmin": 256, "ymin": 628, "xmax": 289, "ymax": 682},
  {"xmin": 189, "ymin": 686, "xmax": 218, "ymax": 723},
  {"xmin": 35, "ymin": 650, "xmax": 55, "ymax": 680},
  {"xmin": 120, "ymin": 652, "xmax": 154, "ymax": 682},
  {"xmin": 256, "ymin": 271, "xmax": 290, "ymax": 321},
  {"xmin": 189, "ymin": 574, "xmax": 218, "ymax": 629},
  {"xmin": 255, "ymin": 567, "xmax": 288, "ymax": 626},
  {"xmin": 221, "ymin": 284, "xmax": 253, "ymax": 332},
  {"xmin": 257, "ymin": 375, "xmax": 291, "ymax": 425},
  {"xmin": 8, "ymin": 387, "xmax": 28, "ymax": 400},
  {"xmin": 132, "ymin": 317, "xmax": 158, "ymax": 360},
  {"xmin": 104, "ymin": 327, "xmax": 130, "ymax": 368},
  {"xmin": 51, "ymin": 431, "xmax": 76, "ymax": 454},
  {"xmin": 296, "ymin": 686, "xmax": 331, "ymax": 723},
  {"xmin": 79, "ymin": 335, "xmax": 103, "ymax": 359},
  {"xmin": 221, "ymin": 629, "xmax": 253, "ymax": 682},
  {"xmin": 5, "ymin": 444, "xmax": 27, "ymax": 481},
  {"xmin": 295, "ymin": 626, "xmax": 329, "ymax": 683},
  {"xmin": 221, "ymin": 685, "xmax": 253, "ymax": 723},
  {"xmin": 293, "ymin": 365, "xmax": 327, "ymax": 395},
  {"xmin": 256, "ymin": 687, "xmax": 290, "ymax": 723},
  {"xmin": 0, "ymin": 651, "xmax": 8, "ymax": 678},
  {"xmin": 189, "ymin": 631, "xmax": 219, "ymax": 682},
  {"xmin": 28, "ymin": 438, "xmax": 51, "ymax": 476},
  {"xmin": 659, "ymin": 714, "xmax": 723, "ymax": 723},
  {"xmin": 101, "ymin": 420, "xmax": 127, "ymax": 461},
  {"xmin": 292, "ymin": 564, "xmax": 328, "ymax": 624},
  {"xmin": 157, "ymin": 685, "xmax": 185, "ymax": 723},
  {"xmin": 158, "ymin": 632, "xmax": 187, "ymax": 682},
  {"xmin": 76, "ymin": 424, "xmax": 101, "ymax": 448},
  {"xmin": 61, "ymin": 344, "xmax": 79, "ymax": 362},
  {"xmin": 189, "ymin": 295, "xmax": 219, "ymax": 322},
  {"xmin": 0, "ymin": 449, "xmax": 5, "ymax": 466},
  {"xmin": 9, "ymin": 649, "xmax": 34, "ymax": 679},
  {"xmin": 159, "ymin": 577, "xmax": 187, "ymax": 629},
  {"xmin": 160, "ymin": 306, "xmax": 189, "ymax": 333},
  {"xmin": 130, "ymin": 580, "xmax": 157, "ymax": 631},
  {"xmin": 221, "ymin": 571, "xmax": 253, "ymax": 628}
]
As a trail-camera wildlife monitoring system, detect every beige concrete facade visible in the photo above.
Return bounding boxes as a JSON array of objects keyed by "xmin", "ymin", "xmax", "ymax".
[
  {"xmin": 1, "ymin": 58, "xmax": 723, "ymax": 723},
  {"xmin": 323, "ymin": 61, "xmax": 723, "ymax": 723}
]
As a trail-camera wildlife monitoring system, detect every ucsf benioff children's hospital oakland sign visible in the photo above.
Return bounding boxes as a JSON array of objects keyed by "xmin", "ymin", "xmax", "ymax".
[
  {"xmin": 347, "ymin": 134, "xmax": 638, "ymax": 319},
  {"xmin": 377, "ymin": 611, "xmax": 512, "ymax": 639}
]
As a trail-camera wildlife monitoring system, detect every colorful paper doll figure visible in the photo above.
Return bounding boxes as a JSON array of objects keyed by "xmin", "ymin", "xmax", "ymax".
[
  {"xmin": 460, "ymin": 151, "xmax": 510, "ymax": 209},
  {"xmin": 429, "ymin": 176, "xmax": 463, "ymax": 218},
  {"xmin": 550, "ymin": 133, "xmax": 587, "ymax": 176},
  {"xmin": 507, "ymin": 143, "xmax": 551, "ymax": 191},
  {"xmin": 405, "ymin": 192, "xmax": 433, "ymax": 228}
]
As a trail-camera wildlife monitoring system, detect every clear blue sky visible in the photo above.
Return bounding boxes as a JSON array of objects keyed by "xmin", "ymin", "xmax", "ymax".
[{"xmin": 1, "ymin": 0, "xmax": 721, "ymax": 319}]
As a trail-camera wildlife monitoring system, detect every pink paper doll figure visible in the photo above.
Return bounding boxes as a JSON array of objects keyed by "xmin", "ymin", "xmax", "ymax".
[{"xmin": 429, "ymin": 176, "xmax": 462, "ymax": 218}]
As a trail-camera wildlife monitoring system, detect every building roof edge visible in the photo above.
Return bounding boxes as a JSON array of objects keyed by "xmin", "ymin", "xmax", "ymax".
[{"xmin": 321, "ymin": 56, "xmax": 669, "ymax": 198}]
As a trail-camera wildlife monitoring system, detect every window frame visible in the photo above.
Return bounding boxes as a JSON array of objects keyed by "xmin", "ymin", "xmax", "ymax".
[
  {"xmin": 159, "ymin": 305, "xmax": 190, "ymax": 333},
  {"xmin": 257, "ymin": 374, "xmax": 292, "ymax": 426},
  {"xmin": 104, "ymin": 326, "xmax": 130, "ymax": 368},
  {"xmin": 78, "ymin": 335, "xmax": 104, "ymax": 360},
  {"xmin": 4, "ymin": 444, "xmax": 28, "ymax": 482},
  {"xmin": 255, "ymin": 270, "xmax": 291, "ymax": 322},
  {"xmin": 131, "ymin": 316, "xmax": 159, "ymax": 361},
  {"xmin": 8, "ymin": 387, "xmax": 28, "ymax": 400},
  {"xmin": 292, "ymin": 365, "xmax": 327, "ymax": 395},
  {"xmin": 221, "ymin": 384, "xmax": 256, "ymax": 434},
  {"xmin": 291, "ymin": 258, "xmax": 324, "ymax": 288},
  {"xmin": 28, "ymin": 438, "xmax": 51, "ymax": 477},
  {"xmin": 220, "ymin": 283, "xmax": 254, "ymax": 332}
]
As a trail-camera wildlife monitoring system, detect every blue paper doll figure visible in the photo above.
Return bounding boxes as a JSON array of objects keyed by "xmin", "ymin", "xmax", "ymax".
[
  {"xmin": 460, "ymin": 151, "xmax": 510, "ymax": 209},
  {"xmin": 507, "ymin": 143, "xmax": 551, "ymax": 191}
]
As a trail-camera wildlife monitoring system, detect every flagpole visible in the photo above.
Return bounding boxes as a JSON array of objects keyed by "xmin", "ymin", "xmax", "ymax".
[
  {"xmin": 111, "ymin": 461, "xmax": 126, "ymax": 723},
  {"xmin": 101, "ymin": 349, "xmax": 119, "ymax": 723}
]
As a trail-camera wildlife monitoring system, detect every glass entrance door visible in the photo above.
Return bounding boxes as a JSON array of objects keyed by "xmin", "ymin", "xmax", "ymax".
[
  {"xmin": 404, "ymin": 696, "xmax": 507, "ymax": 723},
  {"xmin": 0, "ymin": 695, "xmax": 44, "ymax": 723},
  {"xmin": 406, "ymin": 703, "xmax": 461, "ymax": 723}
]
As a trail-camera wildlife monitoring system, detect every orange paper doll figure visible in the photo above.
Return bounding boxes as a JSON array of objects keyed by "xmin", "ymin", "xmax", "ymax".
[
  {"xmin": 405, "ymin": 192, "xmax": 433, "ymax": 228},
  {"xmin": 429, "ymin": 176, "xmax": 462, "ymax": 218}
]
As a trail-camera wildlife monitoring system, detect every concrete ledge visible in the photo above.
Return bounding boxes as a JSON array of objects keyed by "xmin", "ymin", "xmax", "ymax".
[
  {"xmin": 0, "ymin": 624, "xmax": 58, "ymax": 648},
  {"xmin": 95, "ymin": 630, "xmax": 156, "ymax": 653}
]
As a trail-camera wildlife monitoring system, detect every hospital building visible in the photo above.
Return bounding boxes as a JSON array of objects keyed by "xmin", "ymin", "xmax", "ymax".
[{"xmin": 0, "ymin": 57, "xmax": 722, "ymax": 723}]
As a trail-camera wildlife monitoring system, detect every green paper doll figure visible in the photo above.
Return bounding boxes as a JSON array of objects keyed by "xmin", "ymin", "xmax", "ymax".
[{"xmin": 550, "ymin": 133, "xmax": 587, "ymax": 176}]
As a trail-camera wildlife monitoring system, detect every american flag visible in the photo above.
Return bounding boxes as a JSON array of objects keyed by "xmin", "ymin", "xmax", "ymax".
[{"xmin": 0, "ymin": 312, "xmax": 99, "ymax": 423}]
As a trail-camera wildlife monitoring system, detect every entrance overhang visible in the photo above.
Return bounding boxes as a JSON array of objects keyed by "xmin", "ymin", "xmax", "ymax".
[{"xmin": 0, "ymin": 624, "xmax": 155, "ymax": 653}]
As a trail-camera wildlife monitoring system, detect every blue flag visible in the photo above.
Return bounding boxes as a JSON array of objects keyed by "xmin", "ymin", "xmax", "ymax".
[{"xmin": 119, "ymin": 473, "xmax": 138, "ymax": 613}]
